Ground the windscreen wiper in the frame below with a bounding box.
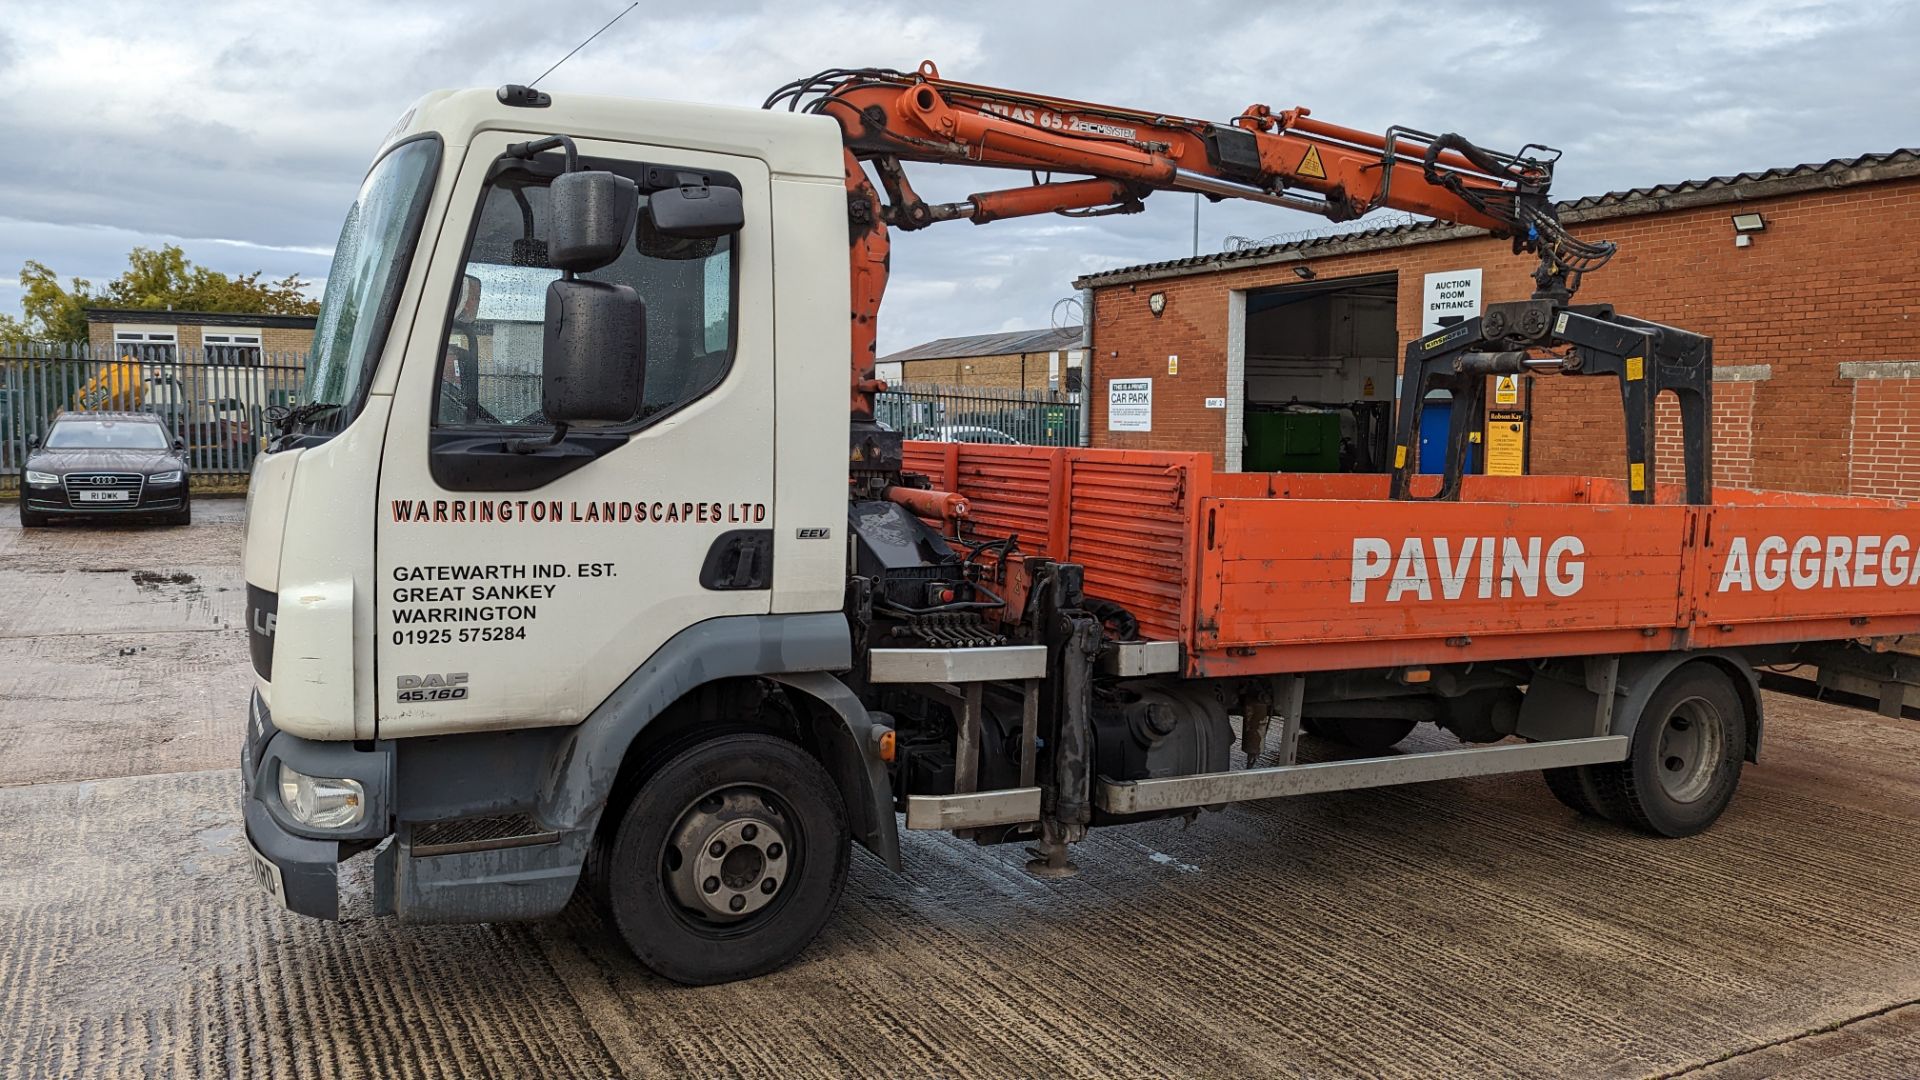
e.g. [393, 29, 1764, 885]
[268, 401, 345, 436]
[272, 399, 343, 428]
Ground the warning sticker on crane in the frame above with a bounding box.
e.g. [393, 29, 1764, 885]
[1297, 145, 1327, 180]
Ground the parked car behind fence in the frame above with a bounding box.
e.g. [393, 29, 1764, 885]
[876, 383, 1082, 447]
[1, 342, 304, 492]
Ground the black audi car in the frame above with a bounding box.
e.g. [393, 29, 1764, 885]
[19, 412, 191, 527]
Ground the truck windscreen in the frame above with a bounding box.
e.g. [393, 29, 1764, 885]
[299, 135, 442, 435]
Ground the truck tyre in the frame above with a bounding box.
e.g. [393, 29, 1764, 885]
[604, 732, 849, 985]
[1541, 767, 1596, 816]
[1541, 765, 1629, 823]
[1587, 663, 1747, 838]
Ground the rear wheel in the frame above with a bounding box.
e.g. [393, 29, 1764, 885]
[603, 733, 848, 985]
[1541, 767, 1596, 816]
[1588, 663, 1747, 837]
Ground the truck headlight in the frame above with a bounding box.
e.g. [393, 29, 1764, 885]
[25, 470, 59, 485]
[149, 470, 184, 484]
[278, 764, 365, 829]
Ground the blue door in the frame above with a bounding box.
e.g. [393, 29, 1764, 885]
[1418, 391, 1478, 474]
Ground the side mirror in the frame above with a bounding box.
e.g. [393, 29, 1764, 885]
[174, 438, 187, 452]
[547, 170, 637, 272]
[27, 434, 39, 450]
[649, 184, 743, 239]
[542, 279, 646, 424]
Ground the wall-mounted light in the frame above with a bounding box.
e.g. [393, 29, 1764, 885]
[1148, 291, 1167, 317]
[1731, 212, 1766, 248]
[1292, 265, 1317, 280]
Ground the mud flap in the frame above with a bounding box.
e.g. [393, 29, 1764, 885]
[769, 670, 902, 872]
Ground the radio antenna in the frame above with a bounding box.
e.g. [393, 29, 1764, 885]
[528, 2, 639, 89]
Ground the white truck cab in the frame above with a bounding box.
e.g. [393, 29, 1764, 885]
[243, 88, 880, 982]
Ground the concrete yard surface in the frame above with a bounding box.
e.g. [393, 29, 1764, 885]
[2, 503, 1919, 1078]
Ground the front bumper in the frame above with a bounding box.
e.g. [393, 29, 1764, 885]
[240, 690, 590, 924]
[23, 479, 186, 514]
[240, 690, 393, 920]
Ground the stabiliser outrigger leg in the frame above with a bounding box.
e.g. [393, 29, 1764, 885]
[1389, 299, 1714, 505]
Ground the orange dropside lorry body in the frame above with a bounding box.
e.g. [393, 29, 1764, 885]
[905, 441, 1920, 677]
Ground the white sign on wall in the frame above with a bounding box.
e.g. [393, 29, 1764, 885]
[1108, 378, 1153, 432]
[1421, 268, 1483, 334]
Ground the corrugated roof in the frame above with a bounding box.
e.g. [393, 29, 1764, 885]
[1076, 148, 1920, 288]
[882, 325, 1083, 363]
[1558, 148, 1920, 211]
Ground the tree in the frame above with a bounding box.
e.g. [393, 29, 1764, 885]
[4, 244, 319, 343]
[11, 260, 93, 344]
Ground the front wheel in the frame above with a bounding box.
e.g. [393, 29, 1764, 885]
[604, 733, 849, 985]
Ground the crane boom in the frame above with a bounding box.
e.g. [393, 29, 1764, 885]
[765, 61, 1614, 443]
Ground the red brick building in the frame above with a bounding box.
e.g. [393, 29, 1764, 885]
[1074, 150, 1920, 497]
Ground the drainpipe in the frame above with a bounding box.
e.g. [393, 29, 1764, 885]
[1078, 287, 1093, 448]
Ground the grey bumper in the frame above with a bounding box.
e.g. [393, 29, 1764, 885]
[239, 690, 394, 920]
[239, 690, 588, 924]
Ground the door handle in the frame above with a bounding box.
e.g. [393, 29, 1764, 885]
[701, 530, 774, 590]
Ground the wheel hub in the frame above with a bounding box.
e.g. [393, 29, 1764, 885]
[1654, 696, 1724, 804]
[665, 787, 790, 922]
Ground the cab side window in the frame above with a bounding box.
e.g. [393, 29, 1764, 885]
[437, 158, 736, 429]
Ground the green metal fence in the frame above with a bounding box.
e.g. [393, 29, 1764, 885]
[876, 384, 1083, 447]
[1, 342, 306, 492]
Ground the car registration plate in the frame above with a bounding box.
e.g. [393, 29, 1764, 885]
[247, 837, 288, 908]
[76, 490, 131, 503]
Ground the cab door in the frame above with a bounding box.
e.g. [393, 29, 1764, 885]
[374, 133, 774, 737]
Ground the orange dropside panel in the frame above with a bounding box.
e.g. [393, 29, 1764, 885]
[1691, 502, 1920, 647]
[1065, 454, 1200, 642]
[1196, 498, 1693, 664]
[901, 442, 1920, 676]
[905, 443, 1058, 550]
[900, 443, 1207, 642]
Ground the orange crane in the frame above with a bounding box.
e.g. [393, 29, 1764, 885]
[765, 61, 1617, 425]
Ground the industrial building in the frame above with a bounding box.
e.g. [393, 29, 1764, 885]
[879, 325, 1084, 391]
[1074, 149, 1920, 498]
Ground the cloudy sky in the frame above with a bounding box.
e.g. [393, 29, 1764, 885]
[2, 1, 1915, 353]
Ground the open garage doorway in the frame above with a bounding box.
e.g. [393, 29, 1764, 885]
[1232, 272, 1398, 473]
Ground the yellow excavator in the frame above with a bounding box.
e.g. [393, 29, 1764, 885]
[71, 353, 147, 411]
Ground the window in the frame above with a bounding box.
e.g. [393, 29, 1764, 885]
[203, 329, 263, 366]
[115, 327, 178, 366]
[46, 417, 170, 450]
[436, 156, 736, 429]
[302, 136, 442, 434]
